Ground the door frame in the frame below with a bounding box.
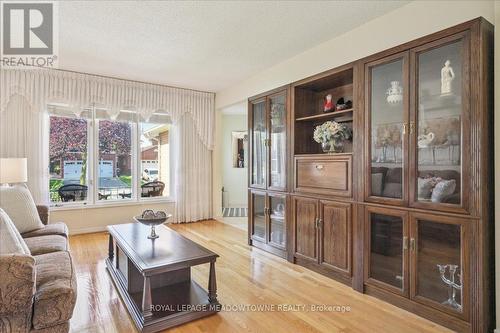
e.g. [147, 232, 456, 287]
[363, 205, 410, 297]
[248, 97, 267, 190]
[249, 189, 267, 243]
[291, 195, 319, 263]
[363, 51, 410, 207]
[267, 191, 287, 250]
[318, 200, 352, 276]
[409, 212, 470, 321]
[408, 31, 471, 214]
[267, 89, 288, 192]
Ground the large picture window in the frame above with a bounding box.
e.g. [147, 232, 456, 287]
[48, 105, 171, 206]
[97, 119, 133, 201]
[49, 114, 89, 203]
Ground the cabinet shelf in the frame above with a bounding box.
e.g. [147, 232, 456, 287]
[296, 108, 353, 122]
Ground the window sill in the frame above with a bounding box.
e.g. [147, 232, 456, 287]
[49, 198, 175, 211]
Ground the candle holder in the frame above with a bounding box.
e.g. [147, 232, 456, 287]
[436, 264, 462, 311]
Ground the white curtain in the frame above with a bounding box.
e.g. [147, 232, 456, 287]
[0, 69, 215, 148]
[0, 94, 49, 204]
[1, 68, 215, 222]
[171, 113, 213, 223]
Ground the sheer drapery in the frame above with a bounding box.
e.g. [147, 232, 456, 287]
[1, 69, 215, 222]
[171, 113, 213, 223]
[1, 68, 215, 149]
[0, 93, 49, 204]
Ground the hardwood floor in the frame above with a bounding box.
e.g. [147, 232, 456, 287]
[69, 220, 451, 333]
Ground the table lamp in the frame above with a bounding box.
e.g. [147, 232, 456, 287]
[0, 158, 28, 185]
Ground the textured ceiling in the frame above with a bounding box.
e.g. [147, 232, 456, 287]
[58, 1, 409, 92]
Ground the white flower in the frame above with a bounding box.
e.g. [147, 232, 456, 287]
[313, 121, 352, 144]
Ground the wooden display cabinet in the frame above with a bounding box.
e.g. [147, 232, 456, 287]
[249, 17, 493, 332]
[249, 189, 287, 258]
[359, 19, 493, 332]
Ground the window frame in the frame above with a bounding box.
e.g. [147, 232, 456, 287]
[49, 104, 173, 209]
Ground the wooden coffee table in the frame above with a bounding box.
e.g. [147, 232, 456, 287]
[105, 223, 220, 333]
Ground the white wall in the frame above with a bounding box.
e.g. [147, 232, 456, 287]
[221, 113, 247, 207]
[50, 202, 174, 234]
[216, 1, 495, 109]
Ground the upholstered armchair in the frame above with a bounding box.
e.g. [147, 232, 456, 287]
[0, 205, 77, 333]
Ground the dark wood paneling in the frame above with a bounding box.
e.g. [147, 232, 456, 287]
[292, 196, 318, 262]
[319, 201, 351, 276]
[294, 154, 352, 197]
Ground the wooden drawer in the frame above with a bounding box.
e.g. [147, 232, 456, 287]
[294, 154, 352, 197]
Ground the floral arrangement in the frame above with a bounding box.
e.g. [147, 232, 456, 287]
[313, 121, 352, 144]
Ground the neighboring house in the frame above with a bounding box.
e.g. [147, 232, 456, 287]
[142, 124, 169, 190]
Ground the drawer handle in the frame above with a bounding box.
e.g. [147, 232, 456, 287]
[315, 164, 324, 170]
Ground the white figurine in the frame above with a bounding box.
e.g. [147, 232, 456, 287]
[441, 60, 455, 95]
[386, 81, 403, 104]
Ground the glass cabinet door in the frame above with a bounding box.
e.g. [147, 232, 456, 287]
[412, 36, 467, 209]
[366, 207, 408, 296]
[410, 213, 468, 317]
[251, 100, 267, 188]
[269, 93, 287, 190]
[268, 194, 286, 248]
[251, 192, 266, 240]
[366, 53, 408, 203]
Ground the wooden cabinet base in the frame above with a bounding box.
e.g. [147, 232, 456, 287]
[294, 257, 352, 287]
[365, 284, 470, 333]
[250, 238, 287, 259]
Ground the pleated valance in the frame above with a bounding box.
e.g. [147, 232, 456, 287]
[0, 68, 215, 149]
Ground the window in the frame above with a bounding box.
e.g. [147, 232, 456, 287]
[139, 121, 170, 198]
[97, 119, 133, 201]
[49, 107, 91, 204]
[48, 105, 171, 206]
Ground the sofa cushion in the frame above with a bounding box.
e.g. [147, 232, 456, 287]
[32, 252, 77, 330]
[417, 177, 435, 200]
[382, 182, 402, 199]
[431, 179, 457, 203]
[25, 235, 68, 256]
[0, 185, 44, 233]
[22, 222, 69, 239]
[0, 208, 30, 255]
[385, 167, 402, 183]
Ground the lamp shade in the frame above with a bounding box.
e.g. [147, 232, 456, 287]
[0, 158, 28, 184]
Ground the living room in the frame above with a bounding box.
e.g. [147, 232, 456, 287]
[0, 1, 499, 332]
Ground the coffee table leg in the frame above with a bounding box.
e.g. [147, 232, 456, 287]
[208, 260, 217, 302]
[142, 276, 153, 319]
[108, 234, 114, 260]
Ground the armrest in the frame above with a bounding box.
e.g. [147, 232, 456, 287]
[36, 205, 49, 225]
[0, 254, 36, 315]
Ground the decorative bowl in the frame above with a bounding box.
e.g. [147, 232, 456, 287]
[133, 210, 172, 239]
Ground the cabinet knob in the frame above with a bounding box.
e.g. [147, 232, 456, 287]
[410, 238, 416, 251]
[315, 164, 324, 170]
[410, 122, 415, 134]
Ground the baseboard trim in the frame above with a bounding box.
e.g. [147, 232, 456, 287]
[69, 226, 107, 235]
